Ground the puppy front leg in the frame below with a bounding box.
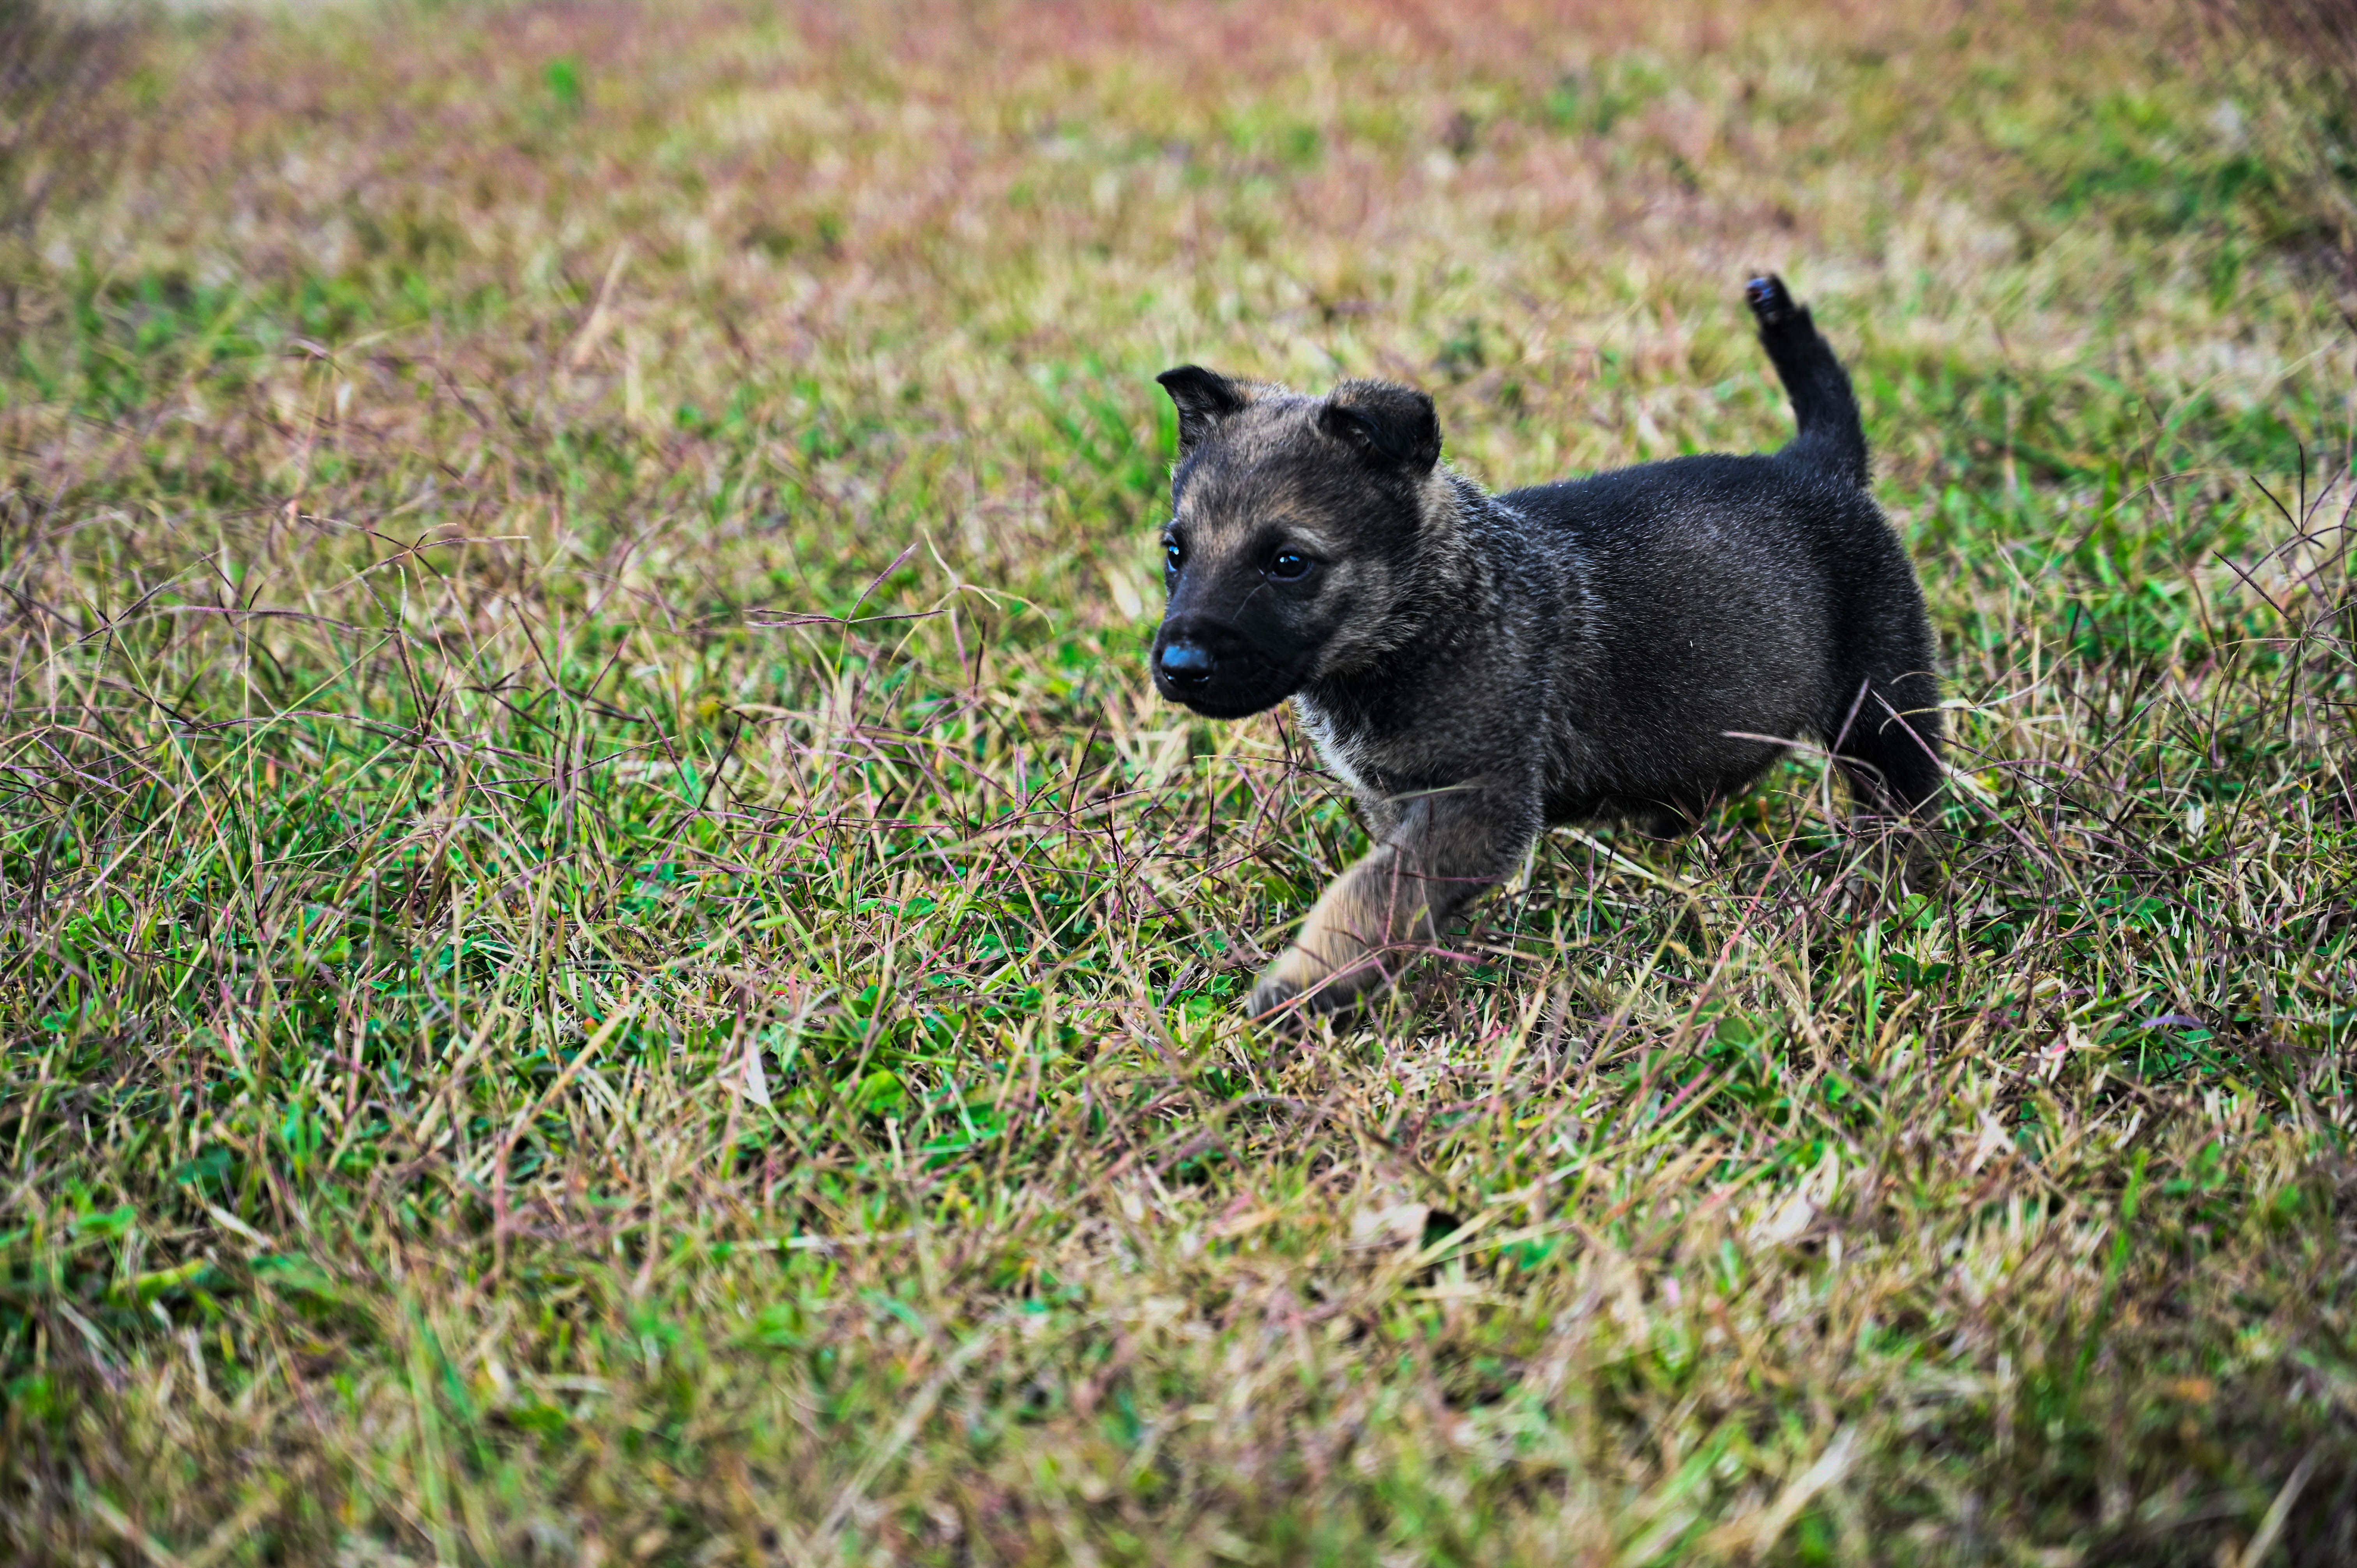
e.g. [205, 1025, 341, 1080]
[1251, 785, 1537, 1020]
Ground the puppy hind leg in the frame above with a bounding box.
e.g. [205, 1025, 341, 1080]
[1830, 673, 1946, 890]
[1836, 674, 1943, 815]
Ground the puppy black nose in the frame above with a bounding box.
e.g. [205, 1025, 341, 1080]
[1158, 640, 1215, 685]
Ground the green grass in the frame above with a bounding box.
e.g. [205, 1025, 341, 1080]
[1, 0, 2353, 1562]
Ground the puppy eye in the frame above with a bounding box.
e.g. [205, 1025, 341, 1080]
[1267, 548, 1312, 580]
[1164, 536, 1185, 569]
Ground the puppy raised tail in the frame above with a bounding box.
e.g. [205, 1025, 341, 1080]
[1746, 274, 1870, 490]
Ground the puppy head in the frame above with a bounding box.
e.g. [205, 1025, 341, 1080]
[1148, 366, 1445, 719]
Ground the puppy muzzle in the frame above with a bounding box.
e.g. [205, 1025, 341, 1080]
[1150, 619, 1307, 718]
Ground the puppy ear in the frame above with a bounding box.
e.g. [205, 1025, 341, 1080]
[1320, 381, 1441, 473]
[1156, 366, 1251, 456]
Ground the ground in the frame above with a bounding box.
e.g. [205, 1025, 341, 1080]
[2, 0, 2354, 1562]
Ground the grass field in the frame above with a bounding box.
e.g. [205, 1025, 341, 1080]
[2, 0, 2354, 1561]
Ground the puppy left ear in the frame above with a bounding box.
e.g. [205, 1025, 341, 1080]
[1320, 381, 1441, 473]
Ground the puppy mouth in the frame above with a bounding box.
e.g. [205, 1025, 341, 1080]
[1150, 626, 1309, 718]
[1160, 681, 1297, 720]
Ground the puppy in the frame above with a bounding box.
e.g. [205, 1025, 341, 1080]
[1149, 276, 1942, 1019]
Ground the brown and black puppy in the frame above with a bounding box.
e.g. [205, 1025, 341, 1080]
[1151, 276, 1942, 1019]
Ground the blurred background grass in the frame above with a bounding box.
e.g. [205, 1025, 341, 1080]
[0, 0, 2352, 1562]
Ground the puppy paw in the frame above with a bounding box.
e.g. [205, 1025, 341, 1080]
[1250, 947, 1376, 1023]
[1249, 969, 1304, 1023]
[1745, 273, 1796, 327]
[1899, 828, 1949, 894]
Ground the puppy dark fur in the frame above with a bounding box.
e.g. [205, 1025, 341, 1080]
[1150, 276, 1943, 1019]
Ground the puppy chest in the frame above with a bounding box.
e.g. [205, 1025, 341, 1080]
[1302, 717, 1380, 799]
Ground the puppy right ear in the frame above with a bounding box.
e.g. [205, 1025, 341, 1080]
[1156, 366, 1250, 456]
